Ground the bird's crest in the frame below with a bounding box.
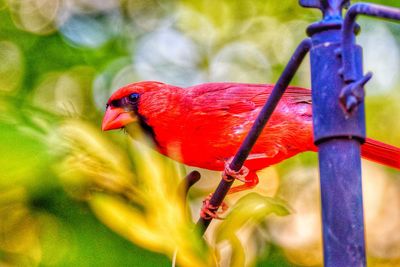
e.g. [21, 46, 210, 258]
[108, 81, 166, 104]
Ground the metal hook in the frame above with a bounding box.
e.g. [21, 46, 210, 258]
[339, 72, 372, 114]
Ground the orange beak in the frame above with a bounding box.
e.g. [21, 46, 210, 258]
[102, 106, 137, 131]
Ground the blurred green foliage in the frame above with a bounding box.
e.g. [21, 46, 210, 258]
[0, 0, 399, 266]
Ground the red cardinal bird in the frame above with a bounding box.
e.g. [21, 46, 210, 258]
[102, 81, 400, 193]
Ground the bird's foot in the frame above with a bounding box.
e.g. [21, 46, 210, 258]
[222, 161, 249, 183]
[200, 193, 228, 220]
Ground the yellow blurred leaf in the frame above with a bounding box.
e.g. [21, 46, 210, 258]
[57, 120, 215, 267]
[217, 193, 290, 242]
[215, 193, 290, 266]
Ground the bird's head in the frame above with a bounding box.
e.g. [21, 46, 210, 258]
[102, 81, 167, 131]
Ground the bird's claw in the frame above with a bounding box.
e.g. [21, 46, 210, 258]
[200, 193, 228, 220]
[222, 161, 249, 182]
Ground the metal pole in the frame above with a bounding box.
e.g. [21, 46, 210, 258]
[342, 3, 400, 84]
[300, 1, 366, 266]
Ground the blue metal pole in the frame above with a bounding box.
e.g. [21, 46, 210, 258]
[342, 3, 400, 84]
[300, 1, 366, 266]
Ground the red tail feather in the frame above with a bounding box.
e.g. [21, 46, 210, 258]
[361, 138, 400, 170]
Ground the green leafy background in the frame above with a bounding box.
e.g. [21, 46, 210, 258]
[0, 0, 399, 266]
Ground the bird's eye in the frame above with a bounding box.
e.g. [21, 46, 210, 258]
[128, 93, 139, 102]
